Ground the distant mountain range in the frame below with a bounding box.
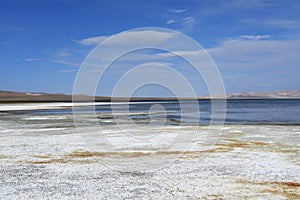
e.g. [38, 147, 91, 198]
[0, 90, 109, 102]
[0, 90, 299, 102]
[226, 90, 300, 99]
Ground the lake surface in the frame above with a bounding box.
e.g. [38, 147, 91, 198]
[1, 99, 299, 127]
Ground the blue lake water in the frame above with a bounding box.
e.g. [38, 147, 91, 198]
[1, 99, 299, 126]
[93, 99, 300, 125]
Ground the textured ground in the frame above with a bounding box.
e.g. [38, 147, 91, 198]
[0, 125, 299, 199]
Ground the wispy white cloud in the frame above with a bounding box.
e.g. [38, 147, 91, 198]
[53, 48, 87, 67]
[168, 9, 187, 14]
[181, 17, 196, 30]
[166, 19, 177, 24]
[166, 7, 197, 31]
[25, 58, 40, 62]
[206, 38, 300, 92]
[74, 36, 108, 46]
[55, 51, 73, 58]
[166, 17, 197, 31]
[242, 18, 300, 30]
[264, 19, 300, 30]
[53, 59, 81, 67]
[208, 38, 300, 71]
[76, 30, 176, 46]
[238, 34, 271, 40]
[154, 50, 206, 59]
[71, 27, 300, 93]
[127, 37, 300, 91]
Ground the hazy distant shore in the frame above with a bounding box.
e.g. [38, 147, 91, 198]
[0, 90, 300, 102]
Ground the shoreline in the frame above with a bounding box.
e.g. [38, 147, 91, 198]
[1, 98, 300, 103]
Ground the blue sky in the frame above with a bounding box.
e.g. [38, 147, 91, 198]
[1, 0, 300, 96]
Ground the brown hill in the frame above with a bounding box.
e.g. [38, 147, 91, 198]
[0, 90, 299, 102]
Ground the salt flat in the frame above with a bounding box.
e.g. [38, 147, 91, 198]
[0, 124, 299, 199]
